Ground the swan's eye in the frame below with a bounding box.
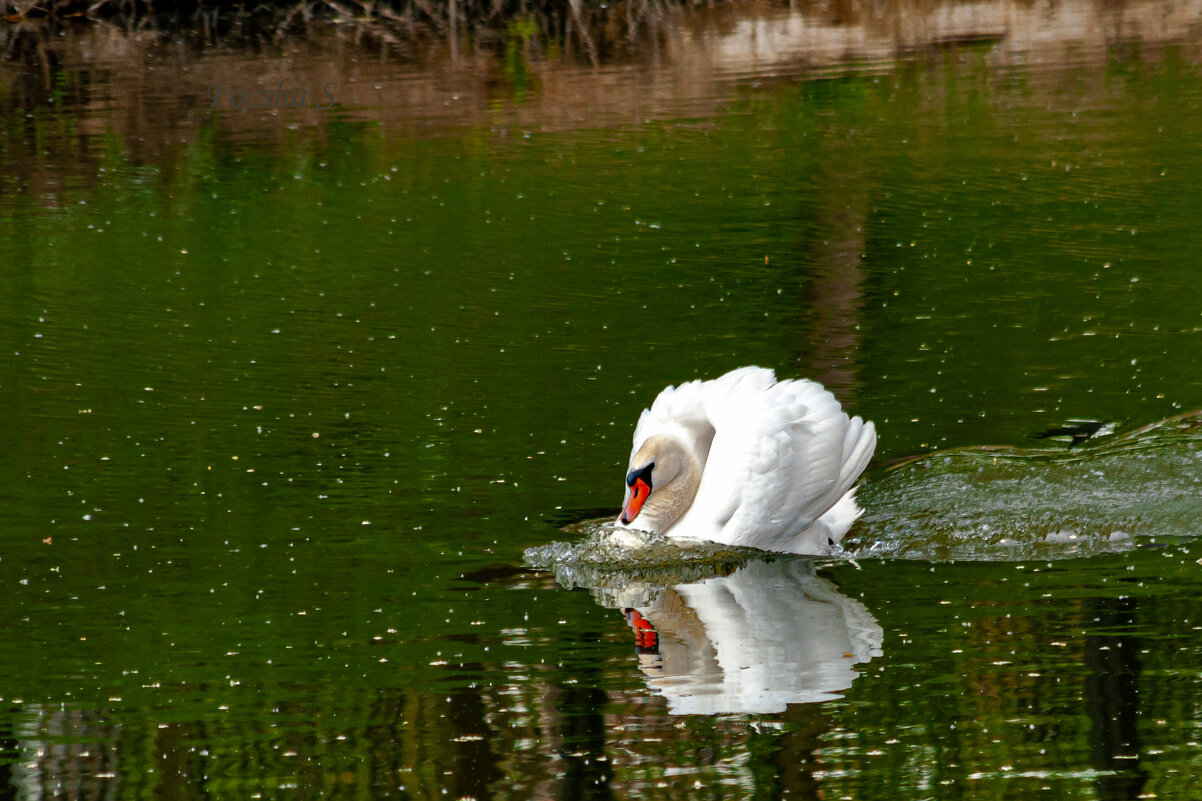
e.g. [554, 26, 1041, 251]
[626, 462, 654, 488]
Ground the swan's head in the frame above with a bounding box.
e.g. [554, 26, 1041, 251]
[619, 435, 699, 535]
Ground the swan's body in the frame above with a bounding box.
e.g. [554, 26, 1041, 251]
[617, 366, 876, 555]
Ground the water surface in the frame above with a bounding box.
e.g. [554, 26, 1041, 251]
[2, 2, 1202, 798]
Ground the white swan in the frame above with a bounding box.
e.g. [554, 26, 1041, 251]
[617, 366, 876, 554]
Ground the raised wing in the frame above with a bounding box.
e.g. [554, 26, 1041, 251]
[684, 376, 875, 551]
[628, 366, 777, 474]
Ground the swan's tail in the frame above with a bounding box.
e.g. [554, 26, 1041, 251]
[838, 417, 877, 504]
[801, 417, 876, 552]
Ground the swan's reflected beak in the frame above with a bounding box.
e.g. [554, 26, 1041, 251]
[621, 477, 651, 524]
[624, 608, 660, 653]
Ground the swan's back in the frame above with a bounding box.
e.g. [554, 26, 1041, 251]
[630, 366, 876, 554]
[629, 366, 776, 475]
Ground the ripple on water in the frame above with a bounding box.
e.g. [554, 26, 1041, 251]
[850, 410, 1202, 561]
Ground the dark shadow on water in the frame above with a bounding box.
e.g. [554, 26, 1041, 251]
[1034, 419, 1116, 447]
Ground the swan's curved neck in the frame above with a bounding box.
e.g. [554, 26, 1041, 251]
[640, 435, 702, 534]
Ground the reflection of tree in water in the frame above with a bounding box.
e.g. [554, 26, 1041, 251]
[8, 707, 120, 800]
[555, 682, 615, 801]
[5, 688, 509, 800]
[1086, 596, 1147, 801]
[791, 92, 869, 401]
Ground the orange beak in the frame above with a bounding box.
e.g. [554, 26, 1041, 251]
[621, 477, 651, 524]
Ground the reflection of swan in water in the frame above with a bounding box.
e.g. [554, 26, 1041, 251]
[527, 531, 884, 714]
[615, 558, 882, 715]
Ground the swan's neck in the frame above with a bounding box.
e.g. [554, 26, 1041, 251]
[643, 437, 702, 535]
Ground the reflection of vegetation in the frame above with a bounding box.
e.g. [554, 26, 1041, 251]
[503, 18, 539, 98]
[1, 0, 696, 64]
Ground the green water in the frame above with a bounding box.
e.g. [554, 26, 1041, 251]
[2, 20, 1202, 801]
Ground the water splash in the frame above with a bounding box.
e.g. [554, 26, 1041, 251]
[849, 411, 1202, 560]
[524, 524, 765, 607]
